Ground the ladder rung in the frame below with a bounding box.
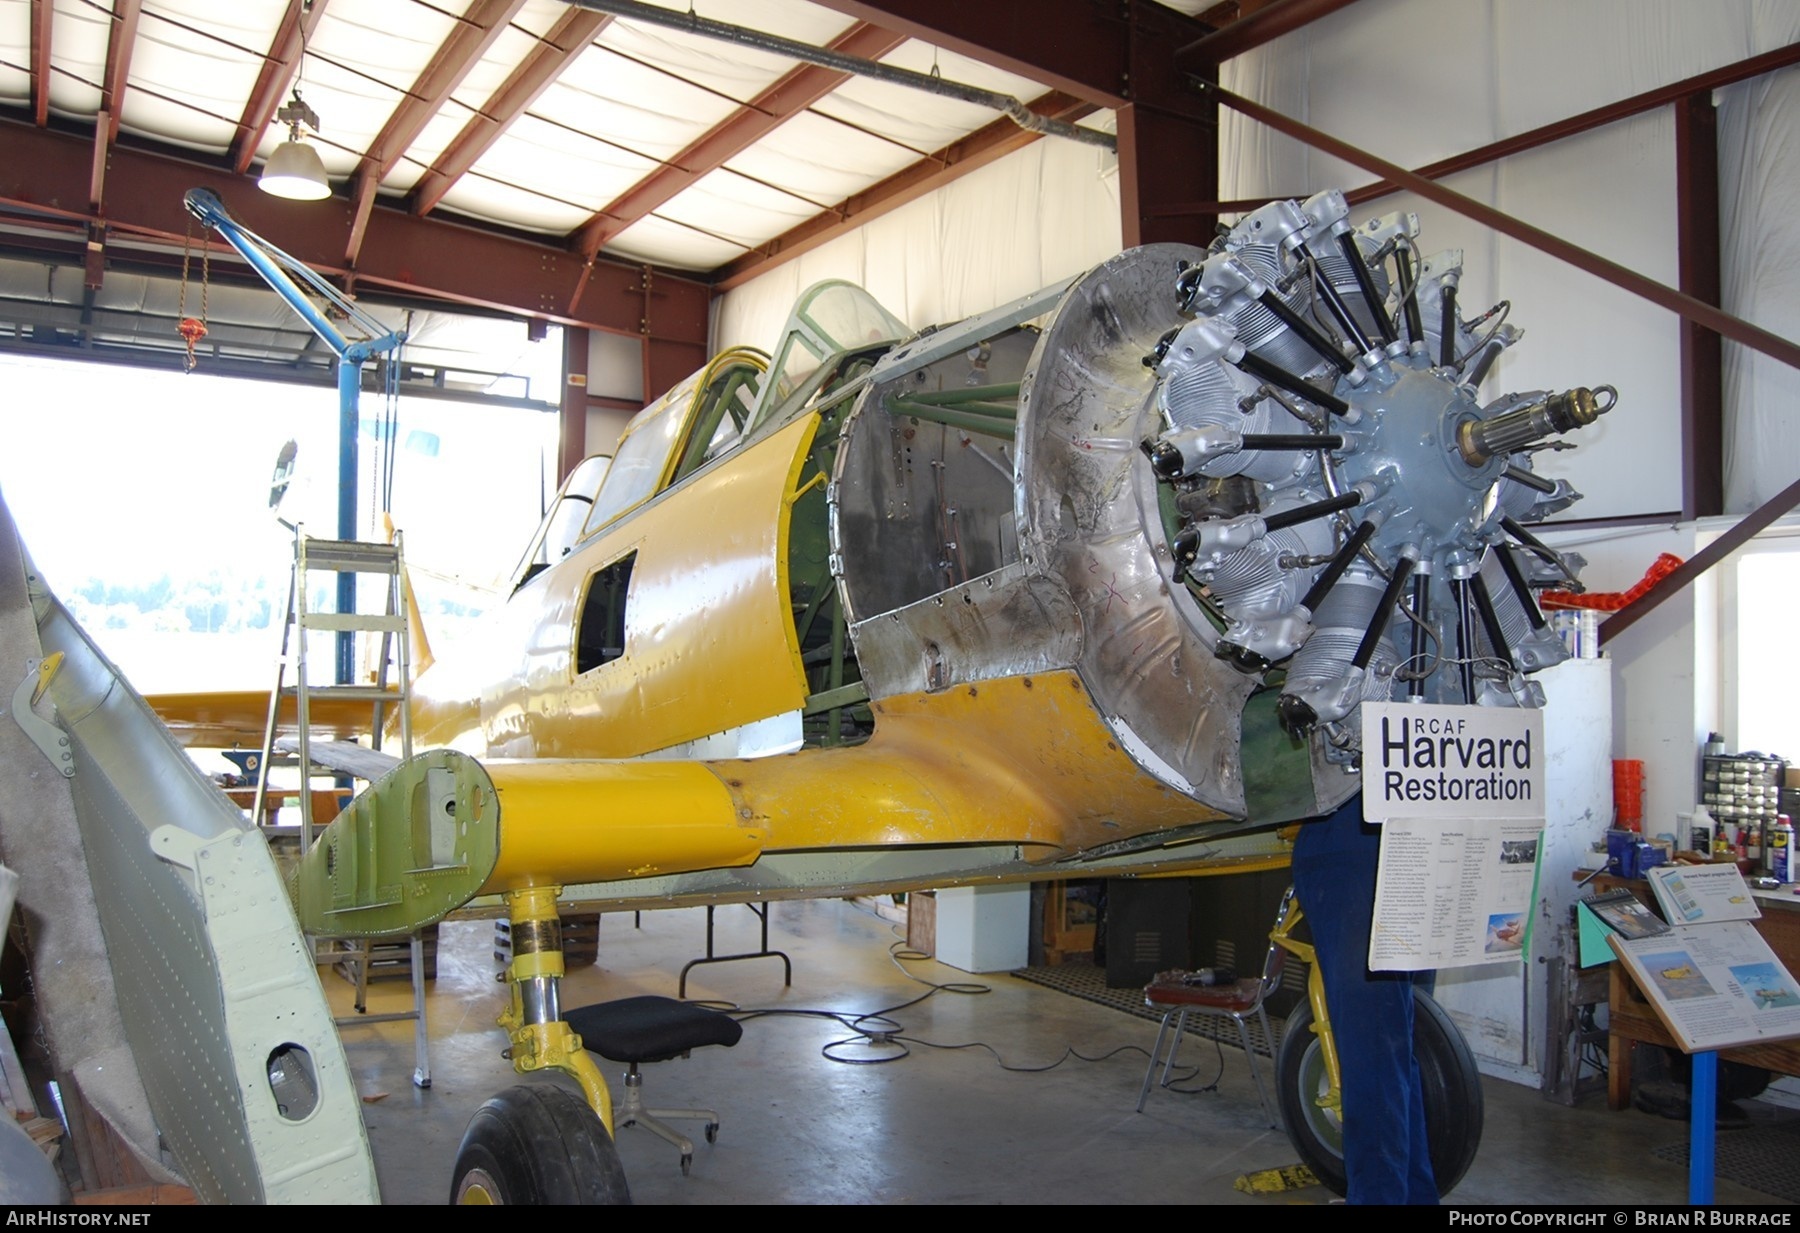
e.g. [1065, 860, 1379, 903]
[300, 613, 406, 632]
[300, 539, 401, 575]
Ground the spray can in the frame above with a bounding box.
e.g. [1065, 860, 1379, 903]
[1772, 815, 1794, 883]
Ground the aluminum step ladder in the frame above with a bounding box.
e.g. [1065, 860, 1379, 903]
[251, 525, 430, 1089]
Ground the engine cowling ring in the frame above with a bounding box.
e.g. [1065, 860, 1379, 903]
[1014, 244, 1356, 821]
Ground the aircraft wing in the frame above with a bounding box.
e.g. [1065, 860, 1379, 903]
[146, 688, 399, 748]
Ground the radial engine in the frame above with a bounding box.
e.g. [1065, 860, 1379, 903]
[1139, 190, 1609, 755]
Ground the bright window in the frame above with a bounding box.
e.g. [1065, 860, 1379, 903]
[0, 354, 556, 693]
[1733, 539, 1800, 762]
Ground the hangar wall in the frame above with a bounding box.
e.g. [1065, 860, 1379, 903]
[711, 124, 1123, 355]
[1718, 64, 1800, 514]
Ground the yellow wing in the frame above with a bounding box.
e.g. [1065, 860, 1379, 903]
[146, 688, 399, 748]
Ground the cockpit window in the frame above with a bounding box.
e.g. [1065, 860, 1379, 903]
[671, 352, 766, 485]
[510, 453, 611, 592]
[577, 347, 773, 541]
[746, 282, 908, 435]
[579, 375, 701, 538]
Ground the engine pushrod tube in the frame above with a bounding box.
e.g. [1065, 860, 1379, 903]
[1233, 351, 1351, 416]
[1395, 244, 1425, 345]
[1308, 255, 1375, 354]
[1440, 281, 1459, 367]
[1503, 465, 1557, 494]
[1452, 576, 1477, 701]
[1469, 573, 1513, 667]
[1240, 433, 1345, 450]
[1299, 518, 1377, 611]
[1255, 291, 1355, 373]
[1501, 515, 1553, 554]
[1465, 337, 1505, 388]
[1493, 544, 1550, 630]
[1337, 232, 1397, 345]
[1352, 553, 1416, 670]
[1262, 490, 1364, 533]
[1407, 571, 1431, 699]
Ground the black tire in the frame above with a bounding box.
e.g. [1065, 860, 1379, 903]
[1275, 986, 1484, 1198]
[450, 1085, 632, 1205]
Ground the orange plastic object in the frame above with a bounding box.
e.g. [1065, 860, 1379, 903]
[1540, 552, 1683, 612]
[1613, 758, 1645, 830]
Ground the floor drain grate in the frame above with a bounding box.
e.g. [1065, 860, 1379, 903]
[1652, 1117, 1800, 1201]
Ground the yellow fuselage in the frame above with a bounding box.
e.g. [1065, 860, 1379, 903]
[408, 413, 1221, 897]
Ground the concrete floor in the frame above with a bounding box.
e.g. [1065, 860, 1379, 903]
[328, 897, 1786, 1205]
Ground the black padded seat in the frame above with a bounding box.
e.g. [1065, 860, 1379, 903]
[565, 996, 743, 1063]
[561, 996, 744, 1175]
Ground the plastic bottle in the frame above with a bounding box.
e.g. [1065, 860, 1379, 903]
[1715, 824, 1735, 861]
[1691, 805, 1715, 854]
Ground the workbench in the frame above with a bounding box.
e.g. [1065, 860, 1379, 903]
[1593, 873, 1800, 1108]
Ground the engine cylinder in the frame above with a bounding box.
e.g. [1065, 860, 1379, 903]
[1206, 517, 1336, 614]
[1284, 566, 1399, 708]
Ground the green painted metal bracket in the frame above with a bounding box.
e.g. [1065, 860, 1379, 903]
[290, 749, 501, 937]
[1240, 687, 1322, 825]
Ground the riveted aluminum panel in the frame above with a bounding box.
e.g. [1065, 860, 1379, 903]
[848, 561, 1082, 698]
[30, 589, 378, 1205]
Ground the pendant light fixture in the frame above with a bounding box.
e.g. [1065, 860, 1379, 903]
[260, 13, 329, 201]
[260, 89, 330, 200]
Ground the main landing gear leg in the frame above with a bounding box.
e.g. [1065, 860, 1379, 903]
[449, 886, 631, 1205]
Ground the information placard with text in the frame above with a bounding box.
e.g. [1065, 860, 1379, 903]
[1362, 701, 1545, 823]
[1361, 701, 1547, 971]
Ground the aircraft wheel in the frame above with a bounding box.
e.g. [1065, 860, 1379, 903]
[450, 1085, 632, 1205]
[1275, 986, 1484, 1197]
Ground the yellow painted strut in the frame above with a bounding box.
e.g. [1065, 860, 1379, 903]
[497, 886, 614, 1132]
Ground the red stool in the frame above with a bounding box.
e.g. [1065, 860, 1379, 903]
[1135, 888, 1291, 1127]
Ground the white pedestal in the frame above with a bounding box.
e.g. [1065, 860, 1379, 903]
[1433, 657, 1614, 1085]
[933, 884, 1030, 973]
